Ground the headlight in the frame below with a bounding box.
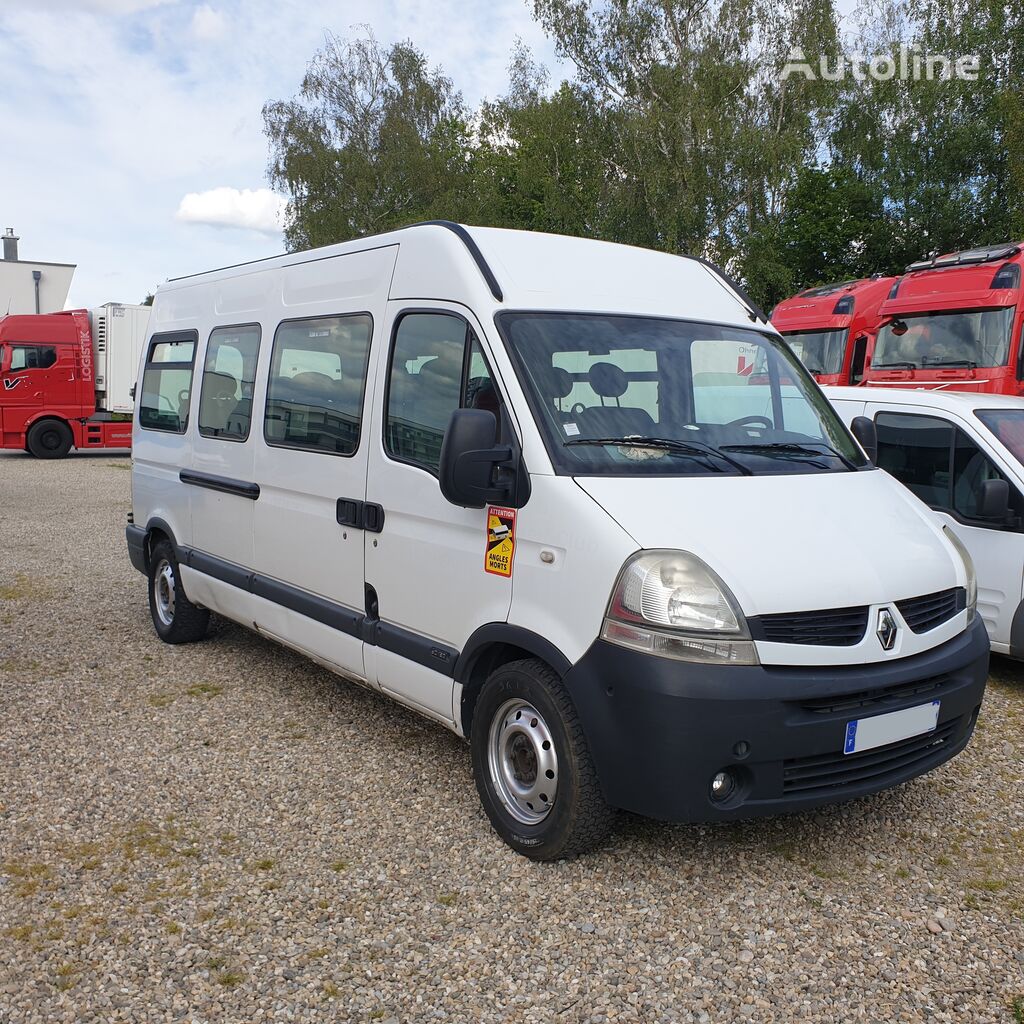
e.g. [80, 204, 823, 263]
[602, 550, 758, 665]
[942, 526, 977, 624]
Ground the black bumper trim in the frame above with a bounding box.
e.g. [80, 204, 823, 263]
[562, 618, 989, 822]
[126, 525, 148, 574]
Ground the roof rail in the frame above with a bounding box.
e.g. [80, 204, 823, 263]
[905, 243, 1021, 273]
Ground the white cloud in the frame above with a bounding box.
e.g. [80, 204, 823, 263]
[190, 3, 227, 41]
[176, 187, 287, 234]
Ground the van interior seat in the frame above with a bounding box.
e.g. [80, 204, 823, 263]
[578, 361, 655, 437]
[199, 371, 237, 433]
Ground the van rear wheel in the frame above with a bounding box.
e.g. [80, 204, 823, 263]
[471, 658, 614, 860]
[26, 419, 73, 459]
[148, 539, 210, 644]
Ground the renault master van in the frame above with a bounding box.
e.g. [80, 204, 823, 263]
[127, 223, 989, 860]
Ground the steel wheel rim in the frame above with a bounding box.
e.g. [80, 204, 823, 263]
[153, 559, 176, 627]
[487, 699, 558, 825]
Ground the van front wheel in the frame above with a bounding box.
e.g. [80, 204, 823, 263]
[148, 539, 210, 644]
[471, 658, 614, 860]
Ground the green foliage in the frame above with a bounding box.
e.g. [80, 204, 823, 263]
[263, 5, 1022, 309]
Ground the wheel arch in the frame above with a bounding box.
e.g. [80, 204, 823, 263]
[455, 624, 572, 736]
[143, 516, 179, 572]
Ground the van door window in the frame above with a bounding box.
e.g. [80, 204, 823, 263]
[385, 312, 498, 475]
[263, 314, 372, 456]
[875, 411, 1023, 524]
[10, 345, 57, 370]
[198, 325, 261, 441]
[138, 334, 197, 433]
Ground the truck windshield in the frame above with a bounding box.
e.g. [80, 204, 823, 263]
[497, 312, 867, 476]
[782, 328, 848, 376]
[873, 307, 1015, 369]
[976, 409, 1024, 467]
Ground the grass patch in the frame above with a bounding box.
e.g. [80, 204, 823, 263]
[437, 892, 458, 907]
[323, 982, 340, 999]
[1011, 996, 1024, 1024]
[165, 921, 182, 935]
[5, 925, 33, 941]
[206, 957, 227, 970]
[329, 860, 349, 873]
[253, 858, 275, 871]
[0, 573, 53, 602]
[147, 693, 176, 709]
[186, 683, 224, 698]
[969, 878, 1007, 892]
[215, 970, 244, 988]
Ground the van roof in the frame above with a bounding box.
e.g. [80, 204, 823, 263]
[824, 385, 1024, 413]
[157, 221, 765, 329]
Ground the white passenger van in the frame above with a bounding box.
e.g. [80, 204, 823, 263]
[828, 385, 1024, 659]
[127, 223, 989, 859]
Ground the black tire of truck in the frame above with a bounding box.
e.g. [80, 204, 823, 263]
[26, 419, 73, 459]
[147, 539, 211, 644]
[471, 658, 616, 860]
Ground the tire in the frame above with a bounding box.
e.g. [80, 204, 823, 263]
[471, 658, 615, 860]
[147, 539, 210, 644]
[26, 419, 73, 459]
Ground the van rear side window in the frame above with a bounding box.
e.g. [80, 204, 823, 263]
[263, 314, 372, 456]
[138, 333, 197, 433]
[198, 325, 261, 441]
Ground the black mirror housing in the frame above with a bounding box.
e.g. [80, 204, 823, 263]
[851, 415, 877, 463]
[439, 409, 526, 508]
[979, 477, 1011, 520]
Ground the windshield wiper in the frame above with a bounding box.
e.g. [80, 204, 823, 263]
[873, 361, 917, 369]
[922, 359, 977, 369]
[721, 441, 857, 471]
[564, 436, 752, 475]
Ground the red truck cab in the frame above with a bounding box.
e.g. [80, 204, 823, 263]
[0, 309, 133, 457]
[771, 276, 896, 386]
[866, 243, 1024, 395]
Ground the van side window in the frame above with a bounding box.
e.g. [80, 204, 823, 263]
[138, 333, 197, 433]
[875, 411, 1022, 523]
[263, 314, 372, 456]
[10, 345, 57, 370]
[385, 313, 499, 475]
[198, 325, 261, 441]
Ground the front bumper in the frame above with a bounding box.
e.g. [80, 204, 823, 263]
[562, 617, 989, 822]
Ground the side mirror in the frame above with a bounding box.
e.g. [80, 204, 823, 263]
[439, 409, 515, 508]
[850, 415, 877, 463]
[979, 477, 1011, 521]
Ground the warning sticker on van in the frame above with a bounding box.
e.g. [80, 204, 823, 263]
[485, 507, 517, 578]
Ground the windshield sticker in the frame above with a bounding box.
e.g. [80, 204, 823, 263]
[485, 507, 517, 578]
[563, 422, 580, 436]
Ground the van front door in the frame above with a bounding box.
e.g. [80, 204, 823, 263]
[363, 306, 515, 723]
[872, 406, 1024, 652]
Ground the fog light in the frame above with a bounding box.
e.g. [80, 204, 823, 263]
[710, 770, 736, 802]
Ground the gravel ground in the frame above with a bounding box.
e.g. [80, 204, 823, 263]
[0, 450, 1022, 1024]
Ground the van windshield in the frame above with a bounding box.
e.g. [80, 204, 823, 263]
[782, 328, 848, 376]
[496, 312, 867, 476]
[873, 307, 1015, 369]
[976, 409, 1024, 468]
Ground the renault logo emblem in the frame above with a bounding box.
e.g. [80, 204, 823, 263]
[876, 608, 898, 651]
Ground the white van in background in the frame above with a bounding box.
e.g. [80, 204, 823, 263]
[126, 223, 988, 859]
[828, 386, 1024, 659]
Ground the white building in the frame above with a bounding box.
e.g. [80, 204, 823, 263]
[0, 228, 75, 314]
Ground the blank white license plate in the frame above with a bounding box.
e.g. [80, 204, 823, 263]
[844, 701, 941, 755]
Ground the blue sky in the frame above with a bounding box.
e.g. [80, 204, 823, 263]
[0, 0, 860, 310]
[0, 0, 564, 308]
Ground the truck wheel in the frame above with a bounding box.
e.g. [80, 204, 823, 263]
[471, 658, 615, 860]
[26, 419, 73, 459]
[148, 539, 210, 644]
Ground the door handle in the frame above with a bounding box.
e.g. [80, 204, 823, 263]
[336, 498, 385, 532]
[336, 498, 364, 528]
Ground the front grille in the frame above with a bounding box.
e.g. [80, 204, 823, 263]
[797, 675, 947, 715]
[782, 716, 961, 796]
[896, 588, 964, 634]
[753, 606, 869, 646]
